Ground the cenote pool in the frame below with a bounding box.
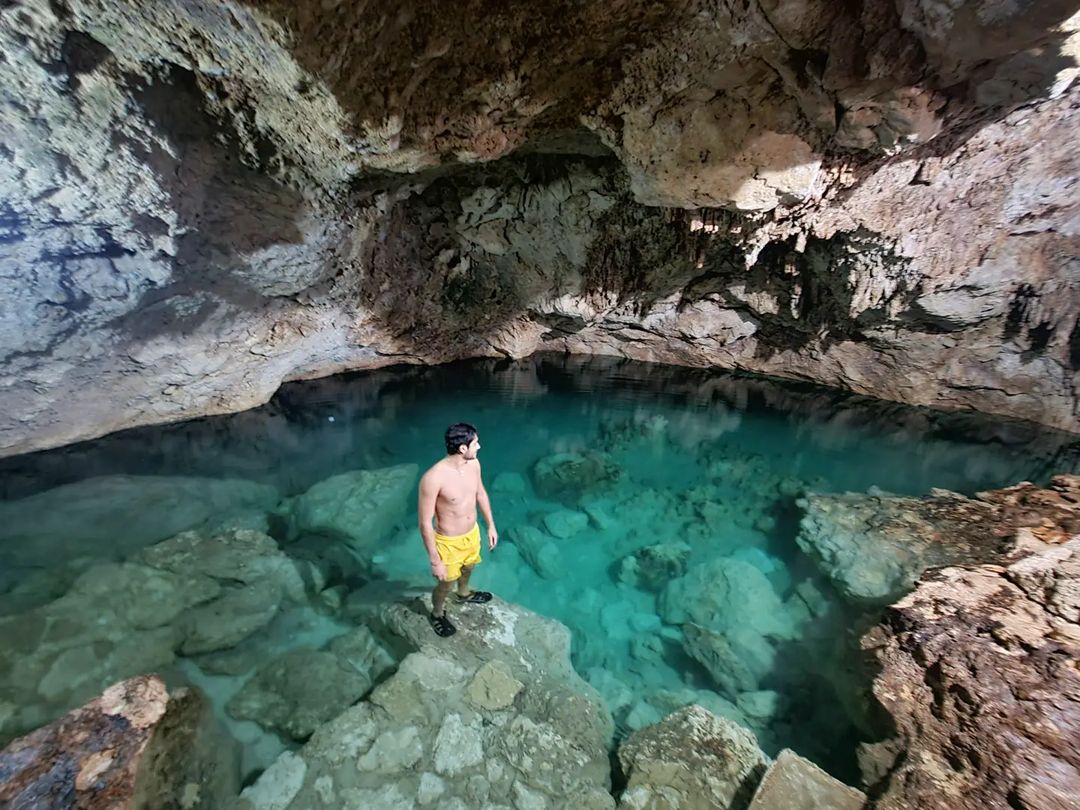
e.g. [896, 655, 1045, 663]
[1, 354, 1078, 789]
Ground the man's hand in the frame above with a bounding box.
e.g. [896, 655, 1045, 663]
[487, 526, 499, 551]
[430, 558, 448, 581]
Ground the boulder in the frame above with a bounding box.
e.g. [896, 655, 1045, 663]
[531, 452, 620, 503]
[0, 675, 239, 809]
[748, 749, 866, 809]
[543, 509, 590, 539]
[619, 542, 691, 591]
[281, 464, 418, 553]
[682, 623, 775, 700]
[661, 558, 798, 641]
[507, 525, 564, 579]
[616, 705, 769, 810]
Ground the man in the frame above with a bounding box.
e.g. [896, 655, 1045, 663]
[418, 422, 499, 637]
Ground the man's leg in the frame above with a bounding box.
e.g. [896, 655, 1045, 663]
[456, 565, 474, 598]
[432, 578, 454, 617]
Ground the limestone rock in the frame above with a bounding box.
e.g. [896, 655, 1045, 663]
[660, 557, 798, 641]
[859, 538, 1080, 808]
[0, 675, 239, 809]
[542, 509, 590, 539]
[238, 598, 614, 809]
[281, 464, 418, 553]
[797, 474, 1080, 604]
[619, 542, 692, 591]
[748, 749, 866, 809]
[616, 705, 769, 810]
[507, 525, 565, 580]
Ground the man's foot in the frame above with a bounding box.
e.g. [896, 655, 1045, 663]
[454, 590, 493, 604]
[429, 612, 457, 637]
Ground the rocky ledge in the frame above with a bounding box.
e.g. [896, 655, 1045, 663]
[797, 474, 1080, 604]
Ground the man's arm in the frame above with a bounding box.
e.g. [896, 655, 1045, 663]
[476, 462, 498, 550]
[418, 472, 447, 579]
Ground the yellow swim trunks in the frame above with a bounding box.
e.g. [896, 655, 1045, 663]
[434, 523, 482, 581]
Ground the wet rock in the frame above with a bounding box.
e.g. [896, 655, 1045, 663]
[616, 705, 769, 810]
[0, 675, 239, 809]
[531, 452, 621, 504]
[681, 623, 775, 700]
[179, 578, 283, 655]
[859, 537, 1080, 809]
[0, 475, 279, 568]
[798, 474, 1080, 604]
[618, 542, 692, 591]
[281, 464, 418, 554]
[748, 749, 866, 809]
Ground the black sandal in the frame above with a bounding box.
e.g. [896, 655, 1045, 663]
[455, 591, 493, 604]
[429, 612, 457, 637]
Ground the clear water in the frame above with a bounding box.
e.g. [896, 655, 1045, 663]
[1, 354, 1077, 785]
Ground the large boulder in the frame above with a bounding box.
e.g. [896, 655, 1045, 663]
[507, 524, 565, 579]
[859, 537, 1080, 809]
[660, 557, 798, 641]
[0, 675, 239, 809]
[616, 705, 769, 810]
[0, 475, 279, 568]
[280, 464, 418, 553]
[236, 596, 615, 809]
[681, 623, 775, 701]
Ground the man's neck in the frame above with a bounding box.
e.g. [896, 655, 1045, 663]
[448, 455, 470, 472]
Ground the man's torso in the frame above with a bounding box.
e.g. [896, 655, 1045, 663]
[431, 460, 479, 536]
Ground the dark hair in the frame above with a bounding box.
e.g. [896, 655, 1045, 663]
[445, 422, 478, 455]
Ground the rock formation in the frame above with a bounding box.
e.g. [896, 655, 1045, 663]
[1, 0, 1078, 456]
[859, 537, 1080, 808]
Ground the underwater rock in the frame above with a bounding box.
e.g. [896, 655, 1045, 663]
[797, 474, 1080, 604]
[280, 464, 418, 553]
[860, 536, 1080, 809]
[660, 557, 798, 641]
[681, 623, 775, 701]
[507, 525, 565, 579]
[226, 625, 394, 740]
[0, 675, 239, 809]
[543, 509, 590, 539]
[748, 749, 866, 810]
[237, 598, 614, 809]
[0, 475, 279, 568]
[531, 452, 621, 503]
[618, 542, 692, 591]
[616, 705, 769, 810]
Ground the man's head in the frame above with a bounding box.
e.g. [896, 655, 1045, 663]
[445, 422, 480, 459]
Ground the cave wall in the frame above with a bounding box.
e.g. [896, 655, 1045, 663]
[0, 0, 1078, 457]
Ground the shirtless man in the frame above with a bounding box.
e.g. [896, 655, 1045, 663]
[418, 422, 499, 637]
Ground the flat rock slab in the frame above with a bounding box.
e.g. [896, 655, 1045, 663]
[748, 749, 865, 809]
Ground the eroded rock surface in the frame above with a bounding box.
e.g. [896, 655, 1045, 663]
[0, 674, 239, 810]
[0, 1, 1077, 456]
[859, 537, 1080, 809]
[236, 595, 615, 809]
[798, 473, 1080, 603]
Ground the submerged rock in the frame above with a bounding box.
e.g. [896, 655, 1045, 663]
[616, 705, 769, 810]
[0, 475, 279, 568]
[860, 537, 1080, 809]
[280, 464, 418, 553]
[797, 474, 1080, 604]
[507, 524, 565, 579]
[531, 452, 621, 503]
[619, 542, 692, 591]
[0, 675, 239, 809]
[237, 597, 614, 809]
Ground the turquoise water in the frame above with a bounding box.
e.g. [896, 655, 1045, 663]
[1, 354, 1077, 784]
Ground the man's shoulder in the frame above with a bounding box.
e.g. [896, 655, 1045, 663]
[420, 460, 448, 485]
